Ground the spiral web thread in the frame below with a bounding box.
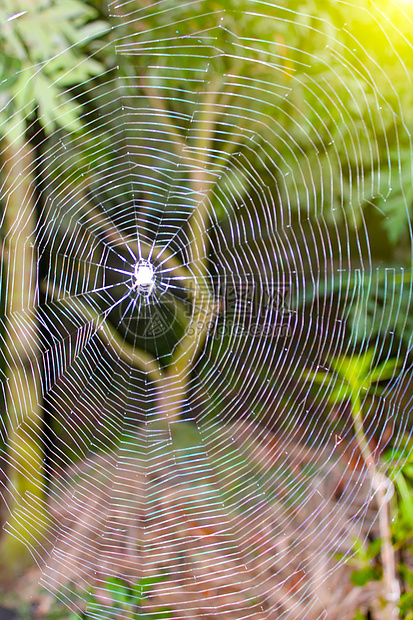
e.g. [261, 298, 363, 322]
[0, 1, 413, 618]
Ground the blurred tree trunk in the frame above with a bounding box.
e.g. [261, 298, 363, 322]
[157, 167, 215, 424]
[0, 137, 46, 575]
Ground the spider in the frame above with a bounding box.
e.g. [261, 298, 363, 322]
[132, 259, 156, 299]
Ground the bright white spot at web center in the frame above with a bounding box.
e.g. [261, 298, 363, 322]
[135, 264, 153, 286]
[133, 259, 155, 296]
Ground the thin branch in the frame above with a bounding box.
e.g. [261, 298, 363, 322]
[139, 80, 188, 159]
[168, 77, 224, 376]
[351, 393, 399, 620]
[40, 281, 162, 382]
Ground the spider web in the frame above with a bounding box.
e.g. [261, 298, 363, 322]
[0, 1, 413, 618]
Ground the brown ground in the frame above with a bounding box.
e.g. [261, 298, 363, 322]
[2, 421, 394, 619]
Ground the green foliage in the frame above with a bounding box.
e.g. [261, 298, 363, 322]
[336, 536, 382, 594]
[399, 593, 413, 620]
[375, 146, 413, 246]
[341, 436, 413, 618]
[348, 537, 382, 587]
[83, 575, 172, 620]
[351, 566, 381, 587]
[0, 0, 108, 141]
[384, 438, 413, 543]
[383, 441, 413, 619]
[305, 350, 405, 616]
[308, 352, 413, 618]
[304, 348, 401, 407]
[303, 268, 413, 347]
[398, 560, 413, 620]
[44, 576, 172, 620]
[110, 0, 413, 247]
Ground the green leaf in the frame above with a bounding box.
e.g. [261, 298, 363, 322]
[350, 567, 381, 587]
[42, 0, 97, 24]
[131, 575, 168, 603]
[1, 110, 26, 146]
[399, 563, 413, 589]
[0, 52, 22, 90]
[329, 382, 353, 403]
[369, 357, 402, 383]
[395, 472, 413, 524]
[303, 369, 327, 383]
[100, 577, 133, 606]
[402, 465, 413, 480]
[153, 608, 173, 619]
[133, 608, 173, 620]
[352, 537, 368, 562]
[45, 53, 103, 87]
[78, 20, 110, 44]
[331, 349, 375, 384]
[366, 538, 381, 560]
[33, 73, 59, 129]
[85, 601, 114, 620]
[52, 94, 83, 133]
[302, 369, 341, 392]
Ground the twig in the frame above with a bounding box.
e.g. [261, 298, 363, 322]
[351, 393, 399, 619]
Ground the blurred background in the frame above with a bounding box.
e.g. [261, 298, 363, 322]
[0, 1, 413, 619]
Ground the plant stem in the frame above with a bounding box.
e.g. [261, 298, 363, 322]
[351, 393, 399, 619]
